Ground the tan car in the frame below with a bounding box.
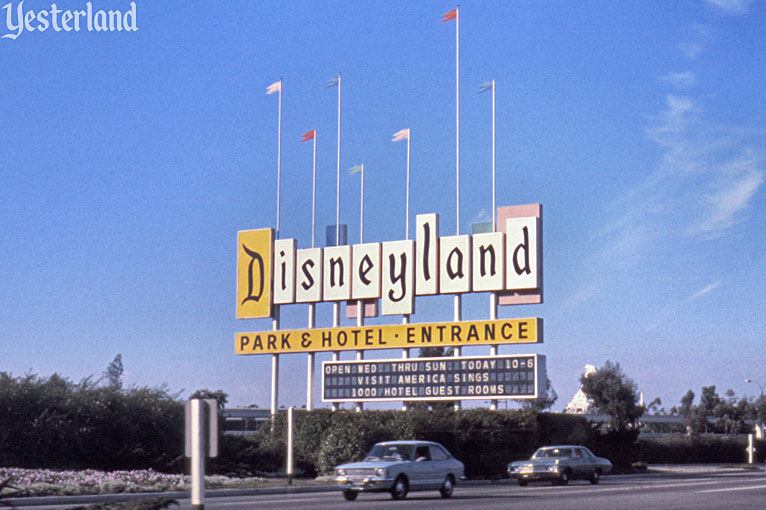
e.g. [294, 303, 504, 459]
[508, 445, 612, 486]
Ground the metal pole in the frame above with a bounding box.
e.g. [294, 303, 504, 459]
[356, 164, 364, 412]
[312, 132, 317, 248]
[190, 399, 205, 510]
[455, 7, 460, 236]
[271, 307, 279, 416]
[336, 73, 342, 247]
[306, 304, 315, 411]
[406, 135, 411, 240]
[491, 79, 496, 232]
[287, 406, 294, 484]
[332, 73, 342, 412]
[271, 78, 283, 419]
[453, 293, 461, 411]
[276, 79, 282, 240]
[306, 138, 318, 412]
[490, 292, 498, 411]
[332, 304, 340, 411]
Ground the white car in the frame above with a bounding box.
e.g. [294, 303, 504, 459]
[333, 440, 465, 501]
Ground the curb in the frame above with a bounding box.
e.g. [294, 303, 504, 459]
[5, 468, 760, 507]
[5, 486, 340, 508]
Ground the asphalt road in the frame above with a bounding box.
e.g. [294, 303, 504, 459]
[15, 469, 766, 510]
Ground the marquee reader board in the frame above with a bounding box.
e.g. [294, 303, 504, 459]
[322, 354, 546, 403]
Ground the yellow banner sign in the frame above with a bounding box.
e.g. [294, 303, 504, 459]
[236, 228, 273, 318]
[236, 318, 542, 355]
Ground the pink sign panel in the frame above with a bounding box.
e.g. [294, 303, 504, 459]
[498, 204, 543, 305]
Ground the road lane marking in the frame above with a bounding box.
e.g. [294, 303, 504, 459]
[699, 484, 766, 494]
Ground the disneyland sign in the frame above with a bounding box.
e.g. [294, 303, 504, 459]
[236, 205, 542, 320]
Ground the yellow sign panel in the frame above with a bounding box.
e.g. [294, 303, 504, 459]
[236, 318, 542, 355]
[236, 228, 273, 318]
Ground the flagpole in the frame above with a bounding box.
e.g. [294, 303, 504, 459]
[455, 6, 460, 236]
[356, 163, 365, 412]
[312, 133, 317, 248]
[406, 134, 411, 240]
[453, 5, 462, 412]
[271, 78, 284, 418]
[335, 72, 342, 247]
[307, 132, 318, 412]
[360, 164, 365, 243]
[277, 79, 283, 239]
[490, 80, 498, 412]
[333, 72, 342, 412]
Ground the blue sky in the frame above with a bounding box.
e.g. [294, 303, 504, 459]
[2, 0, 764, 411]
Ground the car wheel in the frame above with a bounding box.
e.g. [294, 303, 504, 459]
[518, 479, 528, 487]
[439, 475, 455, 498]
[590, 470, 600, 485]
[391, 476, 409, 500]
[343, 490, 358, 501]
[554, 471, 569, 486]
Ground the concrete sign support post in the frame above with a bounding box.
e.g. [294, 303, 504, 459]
[287, 406, 294, 484]
[185, 399, 218, 510]
[747, 434, 755, 464]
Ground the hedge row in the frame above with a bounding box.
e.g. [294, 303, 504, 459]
[637, 434, 766, 464]
[4, 372, 759, 475]
[214, 409, 598, 478]
[0, 373, 184, 471]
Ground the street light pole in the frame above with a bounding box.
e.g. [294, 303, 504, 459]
[745, 378, 765, 437]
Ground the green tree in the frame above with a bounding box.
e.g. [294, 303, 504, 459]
[580, 361, 644, 431]
[521, 377, 558, 412]
[190, 389, 229, 409]
[103, 354, 124, 389]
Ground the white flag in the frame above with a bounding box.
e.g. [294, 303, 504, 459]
[392, 128, 410, 142]
[266, 80, 281, 95]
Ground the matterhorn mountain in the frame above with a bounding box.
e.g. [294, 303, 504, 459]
[563, 364, 597, 414]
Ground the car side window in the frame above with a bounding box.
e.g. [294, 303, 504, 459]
[415, 445, 431, 461]
[573, 448, 583, 458]
[429, 445, 448, 460]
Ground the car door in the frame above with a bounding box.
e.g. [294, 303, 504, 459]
[410, 444, 433, 489]
[428, 444, 452, 488]
[571, 448, 589, 479]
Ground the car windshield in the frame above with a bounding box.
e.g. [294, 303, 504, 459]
[365, 444, 413, 461]
[532, 448, 572, 459]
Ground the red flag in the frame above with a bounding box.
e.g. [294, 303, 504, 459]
[442, 9, 457, 22]
[301, 130, 316, 142]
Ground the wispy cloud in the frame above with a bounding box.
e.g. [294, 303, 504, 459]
[689, 281, 721, 299]
[679, 25, 709, 59]
[588, 92, 763, 288]
[661, 71, 696, 89]
[704, 0, 753, 14]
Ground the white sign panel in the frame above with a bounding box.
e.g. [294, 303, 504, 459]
[416, 213, 439, 295]
[273, 238, 296, 304]
[323, 246, 352, 301]
[352, 243, 381, 300]
[381, 240, 415, 315]
[472, 232, 505, 292]
[505, 217, 540, 290]
[440, 235, 472, 293]
[295, 248, 323, 303]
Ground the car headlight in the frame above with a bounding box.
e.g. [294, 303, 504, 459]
[336, 468, 346, 476]
[376, 468, 388, 477]
[509, 465, 519, 472]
